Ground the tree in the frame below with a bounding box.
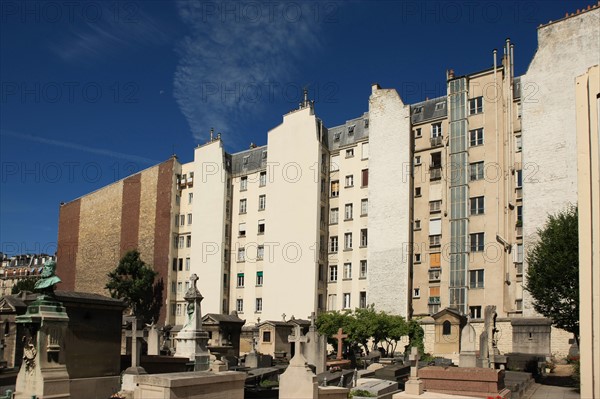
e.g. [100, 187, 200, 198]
[11, 277, 38, 294]
[525, 205, 579, 345]
[106, 250, 163, 324]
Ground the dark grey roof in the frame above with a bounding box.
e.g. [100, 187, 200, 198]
[203, 313, 245, 324]
[230, 145, 267, 176]
[410, 96, 447, 125]
[325, 113, 369, 151]
[55, 290, 126, 307]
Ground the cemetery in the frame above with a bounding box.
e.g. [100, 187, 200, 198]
[0, 259, 580, 399]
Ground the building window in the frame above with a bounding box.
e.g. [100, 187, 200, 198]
[186, 235, 192, 248]
[330, 208, 339, 224]
[414, 128, 422, 138]
[258, 195, 266, 211]
[240, 176, 248, 191]
[429, 235, 441, 248]
[262, 331, 271, 342]
[359, 260, 367, 278]
[470, 306, 482, 319]
[414, 219, 421, 230]
[328, 294, 337, 310]
[239, 223, 246, 237]
[177, 304, 182, 316]
[516, 135, 522, 152]
[345, 203, 353, 220]
[177, 281, 182, 292]
[239, 199, 247, 214]
[236, 299, 243, 312]
[171, 282, 176, 293]
[361, 199, 368, 216]
[175, 214, 179, 227]
[255, 298, 263, 312]
[470, 196, 485, 215]
[413, 288, 420, 298]
[329, 265, 338, 282]
[442, 320, 452, 335]
[346, 148, 354, 158]
[344, 233, 353, 249]
[517, 205, 523, 224]
[516, 170, 523, 188]
[257, 245, 264, 261]
[188, 192, 193, 204]
[361, 169, 369, 187]
[259, 171, 267, 187]
[342, 293, 351, 309]
[415, 253, 421, 263]
[357, 292, 367, 309]
[187, 213, 192, 225]
[469, 128, 484, 146]
[330, 236, 338, 252]
[415, 155, 421, 166]
[178, 236, 184, 249]
[470, 233, 484, 252]
[515, 299, 523, 311]
[469, 96, 483, 114]
[430, 252, 441, 268]
[180, 214, 185, 226]
[360, 229, 368, 247]
[345, 175, 354, 187]
[331, 180, 339, 197]
[175, 195, 180, 205]
[431, 123, 442, 138]
[334, 132, 341, 142]
[415, 187, 422, 197]
[171, 304, 176, 316]
[429, 200, 442, 214]
[172, 258, 177, 271]
[340, 263, 351, 280]
[258, 220, 265, 234]
[237, 248, 245, 262]
[237, 273, 244, 287]
[185, 257, 190, 271]
[469, 161, 484, 181]
[361, 142, 369, 159]
[469, 269, 484, 288]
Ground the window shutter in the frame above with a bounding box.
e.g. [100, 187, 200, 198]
[430, 253, 441, 268]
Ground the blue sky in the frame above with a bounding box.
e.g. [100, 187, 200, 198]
[0, 0, 593, 255]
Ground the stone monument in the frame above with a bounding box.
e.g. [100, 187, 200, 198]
[279, 324, 318, 399]
[147, 322, 160, 356]
[175, 274, 211, 371]
[404, 347, 424, 395]
[459, 317, 477, 367]
[332, 328, 348, 360]
[477, 305, 498, 368]
[304, 312, 327, 374]
[14, 259, 70, 399]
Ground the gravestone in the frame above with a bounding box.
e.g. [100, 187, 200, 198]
[332, 328, 348, 360]
[174, 274, 211, 371]
[304, 312, 327, 374]
[14, 260, 70, 399]
[403, 347, 424, 395]
[147, 323, 160, 356]
[459, 318, 477, 367]
[353, 378, 399, 398]
[122, 316, 147, 391]
[279, 324, 318, 399]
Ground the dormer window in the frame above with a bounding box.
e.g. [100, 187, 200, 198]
[364, 119, 369, 128]
[334, 132, 341, 142]
[348, 125, 355, 135]
[413, 106, 423, 115]
[262, 151, 267, 159]
[243, 156, 249, 165]
[435, 102, 445, 111]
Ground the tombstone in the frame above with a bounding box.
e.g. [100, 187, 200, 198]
[14, 259, 70, 399]
[279, 324, 318, 399]
[404, 347, 424, 395]
[352, 378, 399, 398]
[147, 323, 160, 356]
[304, 312, 327, 374]
[332, 328, 348, 360]
[477, 305, 498, 368]
[459, 318, 477, 367]
[122, 316, 147, 391]
[244, 322, 260, 368]
[174, 274, 210, 371]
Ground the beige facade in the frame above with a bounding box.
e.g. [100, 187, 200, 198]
[576, 64, 600, 399]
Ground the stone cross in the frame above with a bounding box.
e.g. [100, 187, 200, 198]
[288, 325, 309, 366]
[131, 316, 139, 368]
[409, 346, 420, 378]
[308, 312, 316, 331]
[332, 328, 348, 360]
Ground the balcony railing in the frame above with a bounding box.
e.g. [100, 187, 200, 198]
[430, 167, 442, 181]
[428, 269, 441, 282]
[428, 296, 441, 304]
[430, 136, 443, 147]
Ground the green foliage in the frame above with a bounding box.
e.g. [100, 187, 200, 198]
[11, 277, 38, 294]
[407, 319, 425, 355]
[106, 250, 162, 324]
[350, 389, 376, 398]
[524, 206, 579, 344]
[316, 305, 408, 356]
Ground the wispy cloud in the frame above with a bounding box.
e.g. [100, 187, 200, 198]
[48, 5, 171, 62]
[173, 0, 322, 144]
[1, 129, 160, 164]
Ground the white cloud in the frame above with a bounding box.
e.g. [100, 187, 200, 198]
[173, 0, 322, 144]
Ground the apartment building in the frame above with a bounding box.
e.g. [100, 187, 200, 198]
[55, 4, 598, 328]
[0, 253, 56, 296]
